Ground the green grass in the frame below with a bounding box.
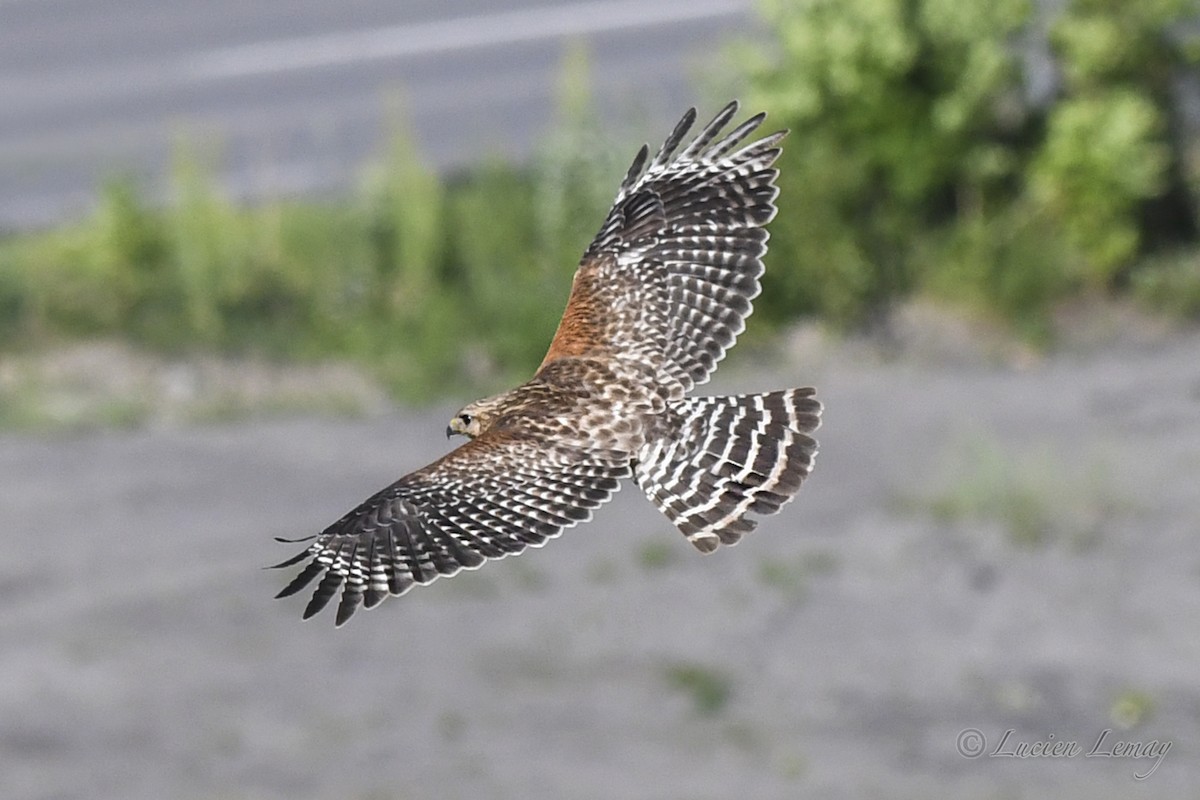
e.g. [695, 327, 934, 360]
[636, 539, 679, 571]
[758, 550, 839, 597]
[0, 366, 150, 432]
[0, 156, 575, 404]
[905, 435, 1129, 549]
[1132, 250, 1200, 320]
[664, 662, 734, 716]
[1110, 688, 1156, 730]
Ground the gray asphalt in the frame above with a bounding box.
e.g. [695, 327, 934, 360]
[3, 330, 1199, 799]
[0, 0, 754, 230]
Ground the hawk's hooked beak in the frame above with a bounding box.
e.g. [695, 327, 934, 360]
[445, 425, 455, 439]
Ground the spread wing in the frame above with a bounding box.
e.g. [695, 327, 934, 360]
[538, 101, 786, 391]
[270, 433, 630, 625]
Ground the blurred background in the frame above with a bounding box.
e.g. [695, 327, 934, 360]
[3, 0, 1200, 797]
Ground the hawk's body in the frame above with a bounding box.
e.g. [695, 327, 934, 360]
[274, 102, 822, 624]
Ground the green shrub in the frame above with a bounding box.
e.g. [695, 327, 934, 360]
[445, 162, 555, 378]
[664, 663, 733, 716]
[1132, 250, 1200, 318]
[743, 0, 1032, 326]
[0, 53, 623, 403]
[739, 0, 1200, 331]
[918, 201, 1075, 340]
[1032, 91, 1169, 282]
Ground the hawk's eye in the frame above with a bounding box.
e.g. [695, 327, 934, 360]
[459, 413, 472, 426]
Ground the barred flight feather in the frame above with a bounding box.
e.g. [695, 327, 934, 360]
[566, 100, 785, 391]
[271, 437, 629, 625]
[635, 389, 822, 553]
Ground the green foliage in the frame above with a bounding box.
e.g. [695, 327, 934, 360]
[636, 539, 678, 570]
[1031, 91, 1168, 278]
[1110, 688, 1156, 730]
[908, 435, 1127, 549]
[744, 0, 1032, 326]
[918, 201, 1074, 340]
[664, 663, 733, 716]
[0, 56, 619, 403]
[1052, 0, 1196, 88]
[1041, 0, 1199, 281]
[443, 45, 626, 381]
[535, 44, 626, 271]
[758, 549, 838, 597]
[3, 178, 168, 340]
[741, 0, 1200, 331]
[366, 114, 445, 304]
[1132, 249, 1200, 319]
[444, 162, 551, 377]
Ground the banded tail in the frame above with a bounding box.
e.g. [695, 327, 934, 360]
[635, 389, 821, 552]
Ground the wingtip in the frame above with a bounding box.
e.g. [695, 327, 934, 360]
[302, 589, 333, 619]
[651, 107, 700, 169]
[265, 548, 312, 570]
[743, 110, 767, 130]
[619, 143, 651, 194]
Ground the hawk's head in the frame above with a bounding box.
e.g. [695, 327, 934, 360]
[446, 394, 508, 440]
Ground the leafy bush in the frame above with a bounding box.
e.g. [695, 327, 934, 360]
[1031, 90, 1169, 280]
[741, 0, 1033, 326]
[1132, 249, 1200, 318]
[740, 0, 1200, 330]
[917, 202, 1073, 341]
[0, 55, 620, 403]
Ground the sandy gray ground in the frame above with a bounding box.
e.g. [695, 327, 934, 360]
[3, 324, 1199, 799]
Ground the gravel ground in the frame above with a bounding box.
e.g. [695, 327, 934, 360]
[3, 324, 1199, 799]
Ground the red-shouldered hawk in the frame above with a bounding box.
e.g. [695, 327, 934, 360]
[272, 102, 822, 624]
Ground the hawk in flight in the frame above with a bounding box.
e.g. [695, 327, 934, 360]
[272, 102, 822, 624]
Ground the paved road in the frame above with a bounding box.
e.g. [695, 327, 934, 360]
[0, 0, 754, 230]
[3, 330, 1200, 799]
